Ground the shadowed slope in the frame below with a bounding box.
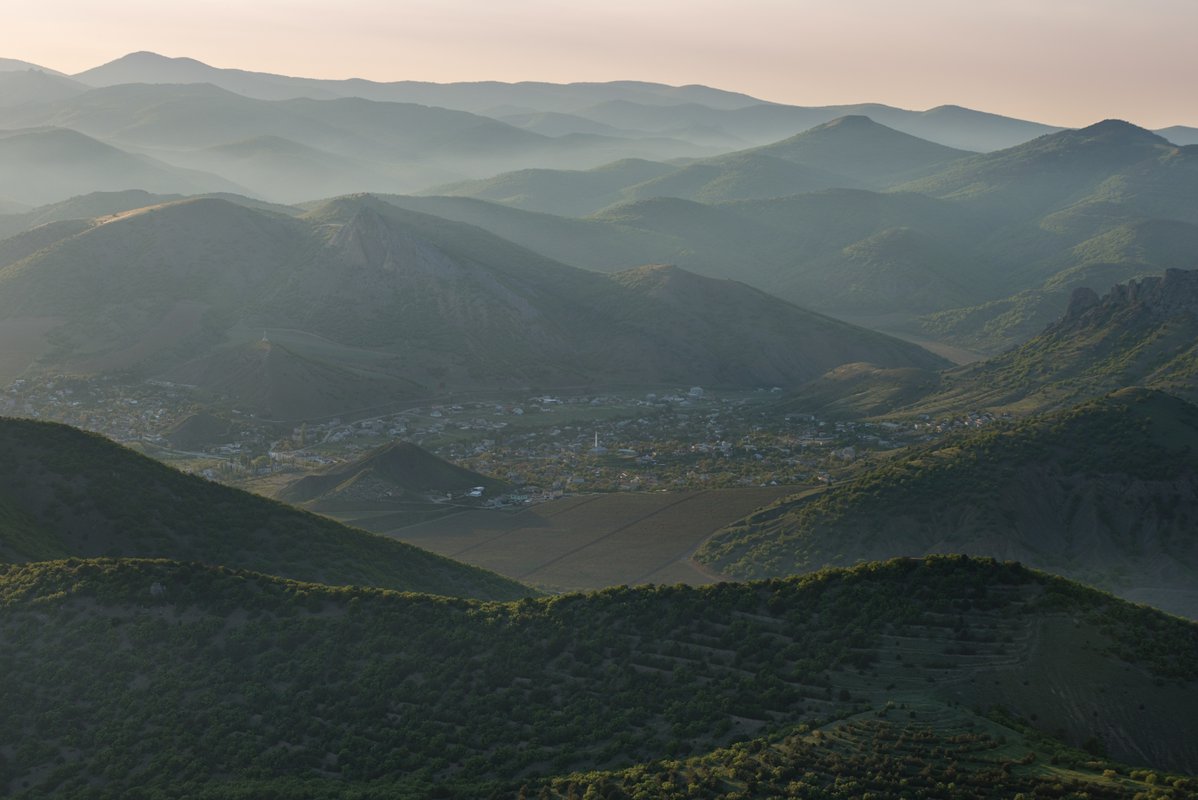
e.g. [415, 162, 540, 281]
[0, 417, 530, 600]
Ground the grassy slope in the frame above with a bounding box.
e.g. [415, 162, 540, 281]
[699, 389, 1198, 617]
[0, 418, 530, 601]
[920, 269, 1198, 415]
[1, 555, 1196, 798]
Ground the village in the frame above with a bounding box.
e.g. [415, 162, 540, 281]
[2, 374, 1005, 501]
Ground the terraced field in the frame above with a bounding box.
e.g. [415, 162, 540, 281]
[334, 486, 803, 591]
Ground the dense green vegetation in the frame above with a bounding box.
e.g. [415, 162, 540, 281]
[1, 555, 1196, 798]
[543, 710, 1196, 799]
[700, 388, 1198, 617]
[0, 417, 530, 600]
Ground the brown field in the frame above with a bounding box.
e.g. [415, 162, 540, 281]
[337, 486, 805, 592]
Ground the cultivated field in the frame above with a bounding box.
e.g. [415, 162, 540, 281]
[338, 486, 805, 591]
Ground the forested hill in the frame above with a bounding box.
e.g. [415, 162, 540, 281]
[1, 555, 1196, 797]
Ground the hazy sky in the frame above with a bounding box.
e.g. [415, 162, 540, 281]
[7, 0, 1196, 127]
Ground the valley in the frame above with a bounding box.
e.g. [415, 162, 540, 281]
[2, 36, 1197, 800]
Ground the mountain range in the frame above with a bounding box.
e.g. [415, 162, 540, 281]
[427, 114, 975, 214]
[4, 56, 1195, 358]
[401, 119, 1198, 350]
[0, 193, 945, 419]
[66, 51, 1066, 151]
[2, 48, 1198, 800]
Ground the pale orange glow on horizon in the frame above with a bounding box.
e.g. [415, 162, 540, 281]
[5, 0, 1196, 128]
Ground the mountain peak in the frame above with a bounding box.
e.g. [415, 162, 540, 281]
[1073, 118, 1167, 144]
[75, 51, 219, 86]
[111, 51, 208, 67]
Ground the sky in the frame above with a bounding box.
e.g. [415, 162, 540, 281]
[6, 0, 1196, 127]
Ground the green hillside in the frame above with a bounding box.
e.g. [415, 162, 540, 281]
[0, 555, 1194, 797]
[700, 388, 1198, 618]
[922, 269, 1198, 414]
[0, 417, 530, 600]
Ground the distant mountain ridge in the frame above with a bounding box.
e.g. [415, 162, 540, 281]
[0, 126, 243, 205]
[0, 80, 718, 203]
[5, 54, 1196, 355]
[407, 119, 1198, 349]
[73, 51, 762, 109]
[427, 115, 974, 214]
[61, 51, 1085, 152]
